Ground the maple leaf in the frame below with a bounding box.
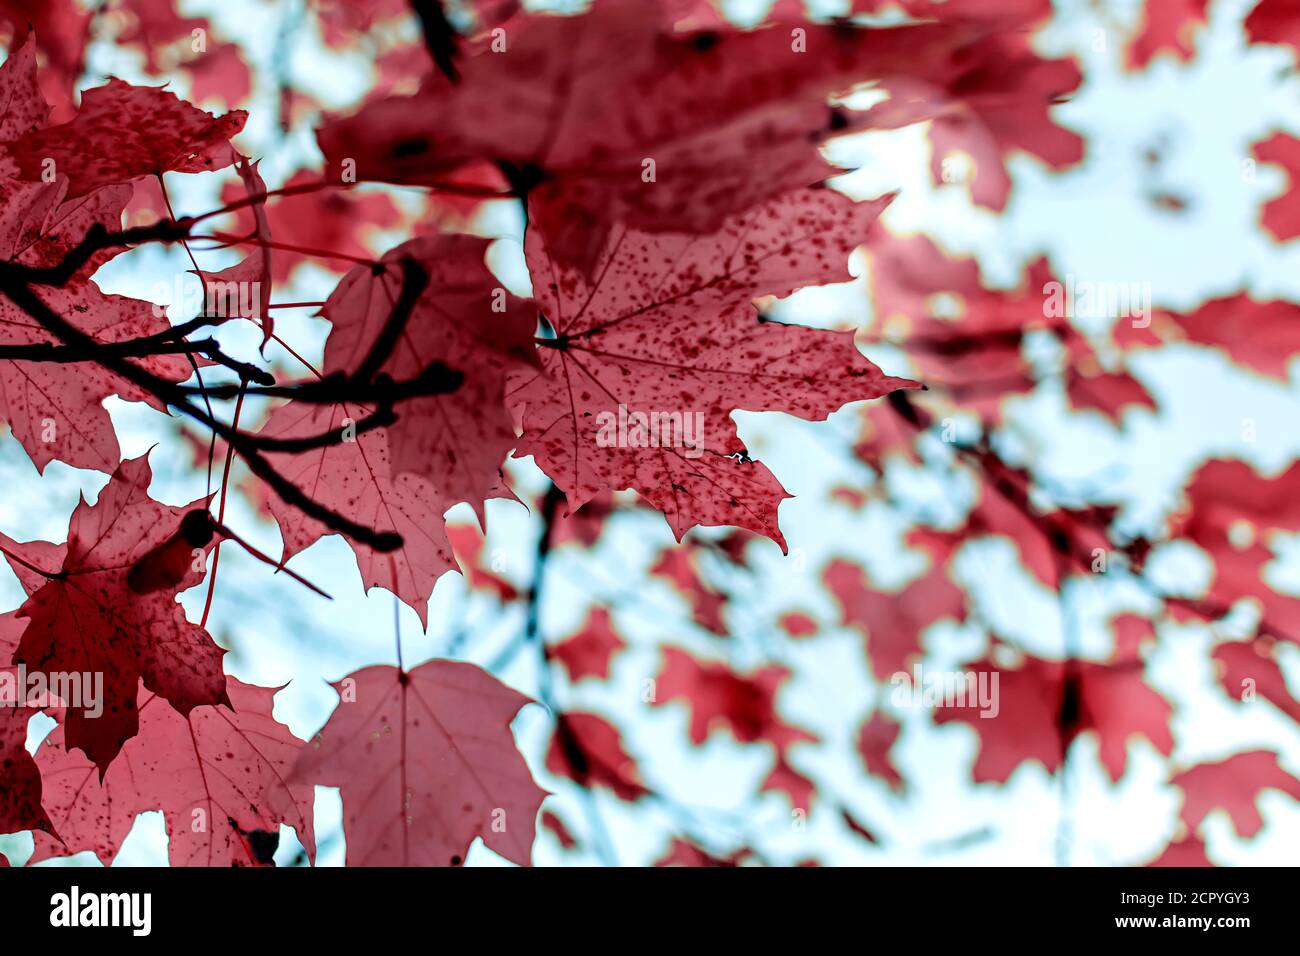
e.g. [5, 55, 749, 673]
[649, 545, 728, 635]
[0, 454, 227, 773]
[933, 653, 1173, 783]
[651, 646, 817, 805]
[447, 522, 519, 602]
[508, 186, 913, 545]
[548, 490, 619, 550]
[2, 78, 246, 198]
[850, 401, 922, 472]
[545, 711, 647, 802]
[186, 41, 253, 111]
[29, 679, 315, 866]
[320, 233, 536, 517]
[0, 707, 49, 838]
[315, 0, 988, 272]
[1171, 750, 1300, 840]
[778, 611, 818, 638]
[826, 557, 967, 683]
[0, 32, 132, 276]
[313, 0, 412, 49]
[0, 279, 195, 473]
[261, 402, 454, 628]
[113, 0, 206, 74]
[0, 43, 192, 478]
[0, 13, 88, 120]
[109, 0, 251, 113]
[914, 464, 1117, 590]
[867, 232, 1053, 417]
[856, 5, 1082, 211]
[1170, 459, 1300, 636]
[290, 659, 546, 866]
[1162, 296, 1300, 380]
[549, 607, 627, 682]
[0, 179, 134, 277]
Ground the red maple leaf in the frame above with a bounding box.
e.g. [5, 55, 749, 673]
[649, 545, 728, 635]
[447, 522, 520, 603]
[0, 279, 195, 473]
[1171, 750, 1300, 839]
[545, 711, 647, 802]
[778, 611, 818, 638]
[540, 809, 577, 850]
[0, 178, 133, 278]
[858, 6, 1082, 211]
[509, 187, 912, 544]
[0, 39, 185, 475]
[867, 232, 1056, 416]
[549, 607, 627, 682]
[0, 16, 87, 120]
[0, 32, 48, 143]
[1065, 369, 1156, 422]
[2, 78, 246, 197]
[110, 1, 252, 112]
[1170, 458, 1300, 636]
[654, 837, 748, 867]
[826, 556, 967, 682]
[290, 660, 546, 866]
[320, 233, 536, 517]
[652, 646, 817, 805]
[1147, 834, 1212, 867]
[933, 653, 1173, 783]
[29, 679, 315, 866]
[1161, 295, 1300, 380]
[0, 455, 227, 772]
[316, 0, 986, 271]
[261, 402, 455, 628]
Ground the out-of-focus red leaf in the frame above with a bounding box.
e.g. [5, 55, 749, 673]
[1171, 750, 1300, 839]
[545, 711, 646, 802]
[933, 654, 1173, 783]
[550, 607, 627, 682]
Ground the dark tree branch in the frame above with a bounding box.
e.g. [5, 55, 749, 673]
[353, 258, 428, 384]
[180, 361, 464, 405]
[410, 0, 462, 84]
[0, 253, 434, 551]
